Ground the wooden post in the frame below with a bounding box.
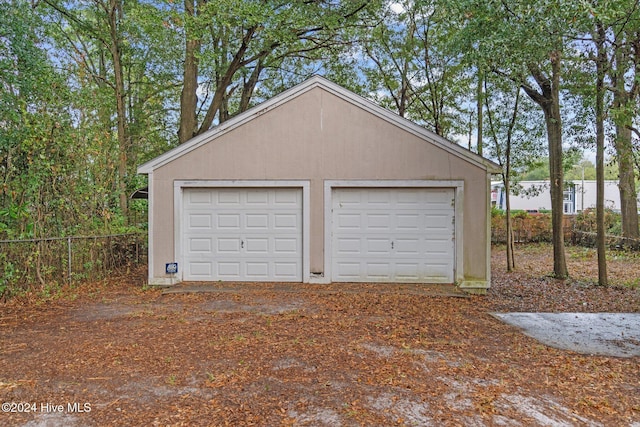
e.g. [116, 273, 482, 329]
[67, 237, 72, 283]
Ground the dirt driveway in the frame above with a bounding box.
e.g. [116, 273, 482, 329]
[1, 244, 639, 426]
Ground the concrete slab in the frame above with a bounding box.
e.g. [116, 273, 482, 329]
[491, 313, 640, 358]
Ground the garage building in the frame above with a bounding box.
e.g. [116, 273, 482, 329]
[137, 76, 499, 292]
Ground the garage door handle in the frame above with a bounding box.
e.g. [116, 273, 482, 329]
[391, 241, 394, 249]
[241, 240, 244, 249]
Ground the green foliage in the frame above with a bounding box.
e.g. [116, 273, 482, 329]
[1, 0, 81, 238]
[0, 0, 638, 255]
[0, 254, 16, 298]
[562, 147, 583, 174]
[443, 0, 577, 72]
[482, 72, 547, 191]
[574, 208, 622, 235]
[522, 155, 619, 181]
[356, 0, 473, 138]
[520, 160, 550, 181]
[0, 0, 170, 238]
[175, 0, 382, 128]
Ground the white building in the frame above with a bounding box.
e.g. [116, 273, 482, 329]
[491, 180, 631, 214]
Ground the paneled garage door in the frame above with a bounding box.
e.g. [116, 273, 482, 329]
[182, 188, 302, 281]
[331, 188, 455, 283]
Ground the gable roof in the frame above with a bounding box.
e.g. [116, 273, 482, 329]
[138, 76, 500, 174]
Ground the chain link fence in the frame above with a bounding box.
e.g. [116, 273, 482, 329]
[0, 233, 147, 297]
[571, 230, 640, 250]
[491, 213, 573, 244]
[491, 212, 640, 250]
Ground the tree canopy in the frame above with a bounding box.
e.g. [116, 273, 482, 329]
[1, 0, 638, 249]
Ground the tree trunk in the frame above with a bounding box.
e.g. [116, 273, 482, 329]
[107, 0, 129, 220]
[178, 0, 200, 144]
[544, 101, 568, 279]
[595, 22, 608, 286]
[522, 57, 568, 279]
[503, 89, 516, 272]
[239, 60, 263, 114]
[505, 177, 515, 271]
[476, 70, 483, 156]
[613, 104, 639, 239]
[609, 35, 639, 239]
[505, 116, 514, 271]
[196, 26, 258, 135]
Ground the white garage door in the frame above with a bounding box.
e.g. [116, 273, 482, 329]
[331, 188, 455, 283]
[182, 188, 302, 281]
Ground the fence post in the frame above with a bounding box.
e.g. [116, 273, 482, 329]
[67, 237, 72, 283]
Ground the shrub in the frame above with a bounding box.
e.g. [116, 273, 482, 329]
[574, 208, 621, 234]
[491, 211, 562, 243]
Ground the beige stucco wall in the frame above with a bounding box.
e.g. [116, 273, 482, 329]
[149, 86, 491, 287]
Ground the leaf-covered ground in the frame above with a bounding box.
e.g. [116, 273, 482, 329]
[487, 243, 640, 312]
[0, 244, 638, 426]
